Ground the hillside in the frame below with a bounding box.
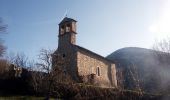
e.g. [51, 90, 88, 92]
[107, 47, 170, 94]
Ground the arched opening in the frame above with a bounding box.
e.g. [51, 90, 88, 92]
[66, 24, 71, 32]
[62, 54, 66, 58]
[60, 25, 65, 34]
[96, 67, 100, 76]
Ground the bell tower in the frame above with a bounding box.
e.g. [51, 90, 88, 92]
[58, 17, 77, 48]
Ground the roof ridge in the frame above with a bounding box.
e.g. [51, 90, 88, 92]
[59, 17, 77, 25]
[75, 45, 115, 63]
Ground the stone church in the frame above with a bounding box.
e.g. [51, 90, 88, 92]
[53, 17, 117, 87]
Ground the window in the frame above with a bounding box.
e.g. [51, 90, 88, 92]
[63, 70, 66, 74]
[66, 24, 70, 32]
[63, 54, 66, 58]
[60, 25, 64, 34]
[96, 67, 100, 76]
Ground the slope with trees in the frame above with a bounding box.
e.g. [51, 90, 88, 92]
[107, 46, 170, 94]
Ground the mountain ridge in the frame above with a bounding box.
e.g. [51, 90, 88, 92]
[106, 47, 170, 94]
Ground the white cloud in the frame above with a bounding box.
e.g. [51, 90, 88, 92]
[149, 0, 170, 39]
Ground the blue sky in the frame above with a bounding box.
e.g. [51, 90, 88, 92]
[0, 0, 169, 60]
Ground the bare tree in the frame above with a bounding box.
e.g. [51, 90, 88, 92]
[0, 18, 6, 32]
[152, 38, 170, 94]
[29, 62, 46, 95]
[7, 52, 28, 68]
[153, 38, 170, 65]
[30, 48, 73, 99]
[0, 17, 7, 56]
[37, 49, 52, 74]
[36, 49, 53, 98]
[128, 62, 143, 94]
[6, 52, 30, 78]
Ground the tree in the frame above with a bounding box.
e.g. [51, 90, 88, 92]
[0, 59, 11, 78]
[152, 38, 170, 94]
[128, 62, 143, 94]
[30, 48, 72, 99]
[153, 38, 170, 65]
[36, 49, 53, 98]
[7, 52, 28, 68]
[0, 17, 7, 56]
[0, 18, 6, 32]
[6, 52, 30, 78]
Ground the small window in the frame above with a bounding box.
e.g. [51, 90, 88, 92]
[66, 24, 71, 32]
[60, 25, 64, 34]
[63, 54, 66, 58]
[96, 67, 100, 76]
[63, 70, 66, 74]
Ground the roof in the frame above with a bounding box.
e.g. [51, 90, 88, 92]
[59, 17, 77, 25]
[75, 45, 115, 64]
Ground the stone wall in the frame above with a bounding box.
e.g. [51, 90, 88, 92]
[111, 64, 117, 87]
[53, 45, 79, 81]
[77, 50, 117, 87]
[58, 33, 76, 47]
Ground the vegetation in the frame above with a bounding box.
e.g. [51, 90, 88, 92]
[0, 48, 169, 100]
[0, 17, 169, 99]
[29, 48, 73, 99]
[0, 17, 7, 57]
[0, 96, 56, 100]
[152, 38, 170, 94]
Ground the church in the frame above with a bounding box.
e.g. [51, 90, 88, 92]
[53, 17, 117, 87]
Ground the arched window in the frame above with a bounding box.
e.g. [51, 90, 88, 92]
[60, 25, 64, 34]
[66, 24, 71, 32]
[96, 67, 100, 76]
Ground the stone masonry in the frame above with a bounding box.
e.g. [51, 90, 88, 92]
[53, 17, 117, 87]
